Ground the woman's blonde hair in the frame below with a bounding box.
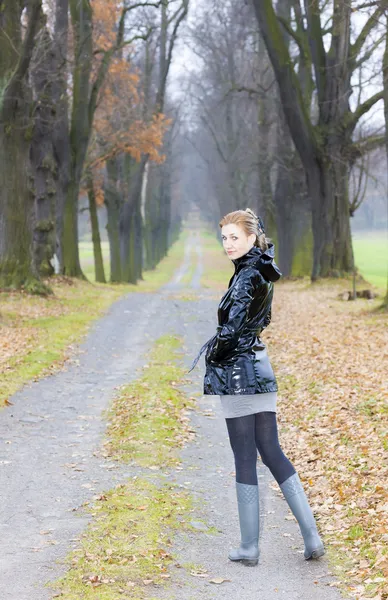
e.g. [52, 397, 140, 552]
[219, 208, 269, 252]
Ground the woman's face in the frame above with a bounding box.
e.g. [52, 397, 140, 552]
[221, 223, 256, 260]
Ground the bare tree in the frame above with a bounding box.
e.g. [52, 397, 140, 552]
[252, 0, 385, 279]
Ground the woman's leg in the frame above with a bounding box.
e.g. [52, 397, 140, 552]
[253, 411, 296, 485]
[225, 415, 260, 565]
[225, 414, 258, 485]
[254, 411, 324, 559]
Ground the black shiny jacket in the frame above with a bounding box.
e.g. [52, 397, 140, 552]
[189, 243, 282, 395]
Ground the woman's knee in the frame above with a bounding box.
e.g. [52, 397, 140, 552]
[256, 440, 285, 468]
[231, 439, 257, 466]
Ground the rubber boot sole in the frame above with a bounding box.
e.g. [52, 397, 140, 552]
[228, 556, 259, 567]
[305, 545, 325, 560]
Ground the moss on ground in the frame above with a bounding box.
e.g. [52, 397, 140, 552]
[180, 244, 197, 286]
[49, 479, 194, 599]
[49, 334, 204, 599]
[103, 335, 194, 468]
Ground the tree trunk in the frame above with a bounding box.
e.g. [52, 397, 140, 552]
[252, 0, 355, 279]
[382, 15, 388, 308]
[133, 196, 143, 280]
[30, 25, 57, 278]
[52, 0, 70, 273]
[256, 33, 276, 235]
[120, 156, 147, 283]
[86, 171, 106, 283]
[308, 152, 353, 279]
[61, 0, 93, 278]
[104, 158, 122, 283]
[0, 122, 36, 289]
[0, 0, 49, 293]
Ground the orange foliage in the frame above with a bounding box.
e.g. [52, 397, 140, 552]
[92, 0, 121, 52]
[86, 0, 171, 201]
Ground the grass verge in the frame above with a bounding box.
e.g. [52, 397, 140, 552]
[103, 335, 195, 468]
[199, 230, 233, 292]
[0, 231, 187, 409]
[352, 230, 387, 292]
[49, 334, 201, 599]
[50, 478, 193, 599]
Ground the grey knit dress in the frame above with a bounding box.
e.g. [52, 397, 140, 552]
[219, 346, 277, 418]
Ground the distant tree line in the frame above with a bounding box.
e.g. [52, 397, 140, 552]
[182, 0, 387, 280]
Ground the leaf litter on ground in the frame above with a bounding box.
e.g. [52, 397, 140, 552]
[267, 280, 388, 600]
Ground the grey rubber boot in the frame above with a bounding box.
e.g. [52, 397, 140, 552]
[280, 472, 325, 560]
[228, 482, 259, 566]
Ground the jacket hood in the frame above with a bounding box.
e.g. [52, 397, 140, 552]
[231, 243, 282, 282]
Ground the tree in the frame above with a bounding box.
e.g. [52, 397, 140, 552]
[252, 0, 385, 279]
[0, 0, 50, 293]
[59, 0, 156, 277]
[382, 10, 388, 308]
[87, 55, 168, 282]
[118, 0, 189, 284]
[30, 17, 58, 278]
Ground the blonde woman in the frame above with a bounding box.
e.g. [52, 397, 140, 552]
[190, 209, 325, 566]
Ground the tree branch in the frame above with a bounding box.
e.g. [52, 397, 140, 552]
[89, 0, 155, 125]
[350, 7, 384, 64]
[252, 0, 317, 166]
[3, 0, 43, 112]
[349, 134, 386, 159]
[348, 90, 384, 131]
[155, 0, 188, 112]
[199, 114, 227, 164]
[354, 33, 385, 70]
[165, 1, 188, 85]
[277, 16, 306, 58]
[303, 0, 326, 104]
[123, 1, 161, 11]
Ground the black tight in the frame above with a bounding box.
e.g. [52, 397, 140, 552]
[225, 411, 296, 486]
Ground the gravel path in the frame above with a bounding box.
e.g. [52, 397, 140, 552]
[0, 233, 343, 600]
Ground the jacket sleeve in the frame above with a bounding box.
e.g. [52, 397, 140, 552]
[206, 270, 258, 363]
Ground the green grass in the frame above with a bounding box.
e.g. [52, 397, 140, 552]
[0, 232, 188, 408]
[103, 335, 194, 468]
[0, 280, 132, 406]
[79, 230, 188, 287]
[49, 478, 194, 600]
[200, 230, 233, 291]
[49, 334, 204, 599]
[79, 241, 110, 281]
[352, 230, 387, 291]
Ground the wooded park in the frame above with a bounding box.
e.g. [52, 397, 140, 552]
[0, 0, 387, 296]
[0, 2, 387, 600]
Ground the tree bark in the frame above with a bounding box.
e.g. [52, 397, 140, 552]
[30, 23, 57, 277]
[52, 0, 70, 273]
[86, 171, 106, 283]
[252, 0, 358, 279]
[0, 0, 49, 293]
[382, 15, 388, 308]
[104, 158, 122, 283]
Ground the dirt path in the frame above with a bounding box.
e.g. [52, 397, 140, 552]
[0, 233, 342, 600]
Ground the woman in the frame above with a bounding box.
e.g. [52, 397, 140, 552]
[190, 208, 325, 567]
